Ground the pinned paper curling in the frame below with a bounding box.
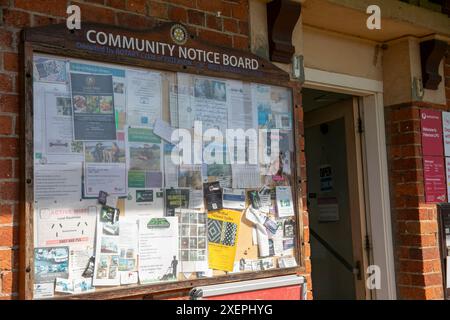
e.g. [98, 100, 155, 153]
[245, 206, 270, 258]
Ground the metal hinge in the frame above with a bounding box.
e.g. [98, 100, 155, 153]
[357, 117, 364, 134]
[365, 234, 371, 252]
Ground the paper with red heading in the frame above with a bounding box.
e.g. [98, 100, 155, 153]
[420, 110, 443, 156]
[423, 156, 446, 203]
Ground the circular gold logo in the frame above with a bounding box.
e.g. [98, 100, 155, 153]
[170, 24, 188, 45]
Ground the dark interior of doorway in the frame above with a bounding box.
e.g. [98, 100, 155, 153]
[303, 88, 357, 300]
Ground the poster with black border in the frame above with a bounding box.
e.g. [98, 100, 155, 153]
[71, 73, 116, 141]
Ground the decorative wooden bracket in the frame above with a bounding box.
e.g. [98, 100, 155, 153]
[267, 0, 302, 64]
[441, 0, 450, 16]
[420, 39, 448, 90]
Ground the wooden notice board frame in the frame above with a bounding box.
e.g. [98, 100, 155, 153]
[20, 22, 305, 300]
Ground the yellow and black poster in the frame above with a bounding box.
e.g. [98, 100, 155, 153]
[207, 209, 242, 272]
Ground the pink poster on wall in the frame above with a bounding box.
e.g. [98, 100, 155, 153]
[421, 110, 443, 156]
[423, 156, 446, 203]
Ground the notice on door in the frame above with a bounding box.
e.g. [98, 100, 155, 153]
[420, 110, 443, 156]
[424, 156, 446, 203]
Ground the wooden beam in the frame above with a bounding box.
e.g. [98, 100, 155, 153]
[420, 39, 448, 90]
[267, 0, 302, 64]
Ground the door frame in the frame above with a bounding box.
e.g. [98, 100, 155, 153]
[305, 98, 368, 300]
[303, 67, 397, 300]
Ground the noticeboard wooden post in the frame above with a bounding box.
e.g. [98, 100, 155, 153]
[20, 22, 305, 300]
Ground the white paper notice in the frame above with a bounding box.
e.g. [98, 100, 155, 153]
[245, 207, 270, 257]
[118, 218, 139, 274]
[188, 190, 205, 210]
[44, 91, 83, 163]
[83, 132, 127, 197]
[231, 164, 261, 189]
[174, 73, 195, 129]
[154, 119, 176, 143]
[84, 163, 127, 197]
[34, 163, 82, 203]
[33, 283, 55, 299]
[34, 200, 97, 249]
[120, 271, 138, 285]
[69, 249, 94, 279]
[125, 188, 164, 217]
[138, 216, 179, 283]
[227, 80, 256, 130]
[127, 69, 162, 128]
[279, 256, 297, 268]
[447, 257, 450, 288]
[276, 186, 295, 217]
[443, 112, 450, 157]
[193, 77, 228, 133]
[222, 188, 246, 210]
[164, 144, 179, 188]
[33, 82, 70, 164]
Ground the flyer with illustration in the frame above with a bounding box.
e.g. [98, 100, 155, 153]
[207, 209, 241, 272]
[138, 216, 179, 284]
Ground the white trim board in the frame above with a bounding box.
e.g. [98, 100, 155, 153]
[302, 68, 396, 300]
[304, 67, 383, 95]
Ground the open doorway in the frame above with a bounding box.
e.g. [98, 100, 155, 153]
[303, 88, 369, 300]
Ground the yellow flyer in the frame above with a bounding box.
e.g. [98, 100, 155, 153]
[207, 209, 241, 272]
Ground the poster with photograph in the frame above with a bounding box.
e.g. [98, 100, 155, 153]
[193, 77, 228, 133]
[165, 188, 190, 216]
[253, 84, 292, 130]
[92, 211, 121, 286]
[127, 69, 162, 128]
[70, 62, 127, 131]
[34, 247, 69, 283]
[177, 210, 208, 273]
[138, 216, 179, 283]
[207, 209, 241, 272]
[127, 127, 163, 188]
[34, 200, 97, 248]
[125, 188, 164, 217]
[34, 56, 67, 83]
[55, 278, 74, 294]
[83, 132, 127, 197]
[70, 72, 116, 141]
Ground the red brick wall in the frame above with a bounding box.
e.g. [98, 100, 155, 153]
[384, 48, 450, 300]
[0, 0, 311, 300]
[0, 0, 251, 300]
[385, 101, 448, 300]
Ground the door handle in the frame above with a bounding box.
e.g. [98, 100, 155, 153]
[353, 261, 362, 280]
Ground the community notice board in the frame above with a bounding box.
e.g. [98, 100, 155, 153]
[30, 53, 300, 298]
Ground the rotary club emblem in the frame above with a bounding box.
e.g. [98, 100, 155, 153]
[170, 24, 188, 45]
